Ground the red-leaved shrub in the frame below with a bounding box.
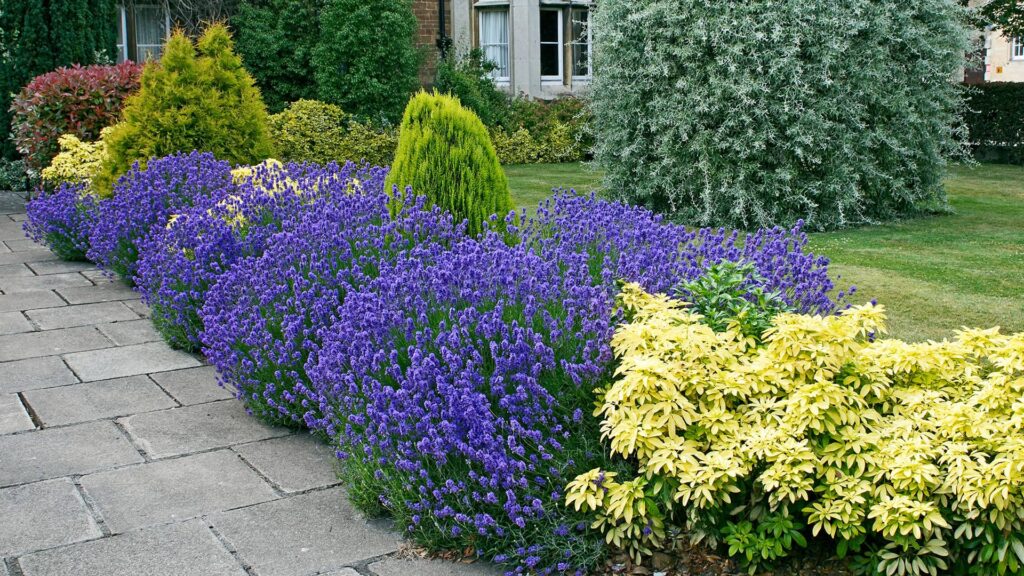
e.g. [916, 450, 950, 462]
[10, 62, 143, 171]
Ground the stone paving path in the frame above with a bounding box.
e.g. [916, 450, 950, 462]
[0, 200, 499, 576]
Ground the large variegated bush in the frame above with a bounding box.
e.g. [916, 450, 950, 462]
[569, 283, 1024, 576]
[589, 0, 971, 230]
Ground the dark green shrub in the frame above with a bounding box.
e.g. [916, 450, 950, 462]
[0, 0, 119, 159]
[963, 82, 1024, 165]
[491, 96, 592, 164]
[0, 159, 36, 192]
[385, 91, 512, 235]
[434, 49, 511, 128]
[312, 0, 421, 123]
[92, 23, 276, 197]
[268, 99, 398, 167]
[231, 0, 322, 113]
[590, 0, 971, 230]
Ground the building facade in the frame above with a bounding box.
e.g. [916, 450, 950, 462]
[451, 0, 592, 99]
[984, 28, 1024, 82]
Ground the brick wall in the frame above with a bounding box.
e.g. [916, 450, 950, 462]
[412, 0, 452, 84]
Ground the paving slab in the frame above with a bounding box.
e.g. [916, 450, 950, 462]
[0, 420, 143, 487]
[18, 520, 247, 576]
[55, 282, 138, 305]
[0, 250, 59, 266]
[122, 299, 151, 318]
[234, 434, 340, 494]
[63, 341, 201, 382]
[0, 356, 78, 394]
[150, 366, 233, 405]
[0, 311, 32, 335]
[120, 399, 290, 458]
[0, 273, 91, 294]
[0, 394, 33, 435]
[23, 375, 176, 426]
[26, 302, 138, 331]
[0, 478, 102, 556]
[2, 239, 48, 253]
[8, 213, 27, 222]
[0, 290, 64, 314]
[369, 558, 503, 576]
[212, 487, 400, 576]
[24, 260, 93, 275]
[96, 319, 162, 346]
[80, 450, 278, 533]
[0, 263, 33, 277]
[0, 326, 112, 362]
[0, 557, 9, 576]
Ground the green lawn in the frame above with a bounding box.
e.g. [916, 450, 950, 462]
[504, 162, 1024, 342]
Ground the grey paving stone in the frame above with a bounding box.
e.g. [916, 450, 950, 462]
[212, 487, 400, 576]
[150, 366, 233, 405]
[24, 260, 92, 275]
[0, 221, 24, 241]
[0, 394, 33, 435]
[0, 250, 58, 266]
[80, 450, 278, 533]
[0, 311, 32, 335]
[8, 214, 27, 222]
[26, 302, 138, 331]
[0, 273, 91, 294]
[63, 342, 200, 382]
[0, 420, 143, 487]
[369, 558, 503, 576]
[0, 556, 9, 576]
[120, 399, 289, 459]
[2, 239, 48, 253]
[96, 319, 162, 346]
[18, 520, 247, 576]
[0, 326, 111, 362]
[0, 290, 64, 314]
[56, 281, 138, 305]
[0, 478, 101, 556]
[322, 570, 360, 576]
[234, 434, 339, 494]
[122, 299, 151, 318]
[23, 376, 176, 427]
[0, 356, 78, 394]
[0, 263, 33, 277]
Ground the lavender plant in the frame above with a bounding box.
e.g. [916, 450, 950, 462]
[199, 184, 464, 428]
[87, 152, 234, 281]
[23, 184, 98, 261]
[135, 161, 374, 351]
[305, 192, 849, 574]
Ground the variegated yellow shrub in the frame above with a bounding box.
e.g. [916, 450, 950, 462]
[40, 128, 113, 188]
[567, 283, 1024, 575]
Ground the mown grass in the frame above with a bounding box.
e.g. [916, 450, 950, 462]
[505, 162, 1024, 341]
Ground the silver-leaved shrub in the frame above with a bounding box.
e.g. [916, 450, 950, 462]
[589, 0, 972, 230]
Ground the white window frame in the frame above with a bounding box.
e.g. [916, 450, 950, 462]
[1013, 37, 1024, 61]
[117, 6, 129, 63]
[570, 6, 591, 81]
[539, 8, 564, 84]
[478, 7, 511, 84]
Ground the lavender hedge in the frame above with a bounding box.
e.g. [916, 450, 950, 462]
[135, 161, 372, 351]
[23, 184, 98, 261]
[200, 184, 464, 427]
[87, 152, 234, 281]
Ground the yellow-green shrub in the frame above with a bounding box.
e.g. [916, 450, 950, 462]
[490, 121, 582, 165]
[567, 283, 1024, 575]
[268, 99, 398, 167]
[40, 128, 112, 188]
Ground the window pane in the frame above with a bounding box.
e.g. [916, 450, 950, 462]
[572, 8, 589, 77]
[480, 10, 510, 78]
[540, 10, 559, 43]
[540, 44, 560, 76]
[135, 4, 167, 61]
[116, 8, 126, 62]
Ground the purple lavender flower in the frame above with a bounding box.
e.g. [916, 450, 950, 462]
[135, 161, 371, 351]
[23, 184, 98, 261]
[87, 152, 234, 281]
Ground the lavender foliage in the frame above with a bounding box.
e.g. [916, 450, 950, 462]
[199, 183, 464, 428]
[87, 152, 234, 281]
[23, 184, 99, 261]
[304, 192, 848, 574]
[135, 161, 371, 351]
